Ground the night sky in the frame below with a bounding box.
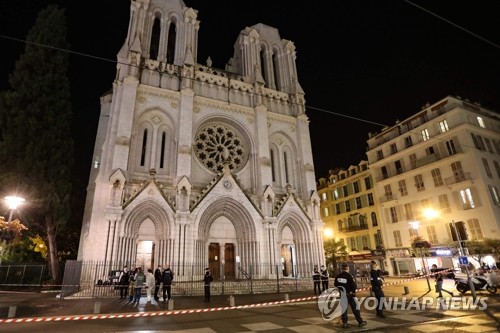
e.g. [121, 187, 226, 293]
[1, 0, 499, 192]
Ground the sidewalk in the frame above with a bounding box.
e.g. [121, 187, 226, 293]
[1, 275, 498, 320]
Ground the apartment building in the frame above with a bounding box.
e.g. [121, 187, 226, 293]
[317, 161, 385, 274]
[366, 96, 500, 275]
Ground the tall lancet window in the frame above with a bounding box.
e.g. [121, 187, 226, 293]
[166, 21, 177, 64]
[284, 151, 289, 184]
[259, 47, 269, 88]
[159, 131, 166, 169]
[150, 16, 161, 60]
[272, 51, 280, 90]
[140, 129, 148, 166]
[270, 149, 276, 182]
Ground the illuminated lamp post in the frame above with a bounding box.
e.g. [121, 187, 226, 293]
[409, 220, 431, 292]
[0, 196, 25, 266]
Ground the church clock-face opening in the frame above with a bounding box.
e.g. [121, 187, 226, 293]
[194, 123, 248, 173]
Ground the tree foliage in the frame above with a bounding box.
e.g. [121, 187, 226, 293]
[324, 238, 348, 276]
[0, 5, 73, 284]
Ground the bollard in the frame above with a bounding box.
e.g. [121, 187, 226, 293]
[8, 306, 17, 318]
[229, 295, 235, 307]
[168, 299, 174, 310]
[403, 286, 409, 295]
[94, 301, 101, 314]
[284, 293, 289, 301]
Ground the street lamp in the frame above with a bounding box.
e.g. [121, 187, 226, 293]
[409, 221, 431, 292]
[451, 219, 477, 301]
[1, 196, 25, 266]
[5, 196, 25, 222]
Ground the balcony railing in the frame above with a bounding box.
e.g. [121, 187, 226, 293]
[444, 172, 472, 185]
[339, 224, 369, 233]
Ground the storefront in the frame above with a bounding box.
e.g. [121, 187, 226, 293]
[387, 247, 456, 276]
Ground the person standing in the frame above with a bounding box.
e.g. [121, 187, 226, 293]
[128, 267, 137, 302]
[334, 263, 367, 328]
[203, 268, 213, 303]
[431, 264, 453, 297]
[133, 267, 145, 303]
[145, 268, 155, 302]
[370, 262, 385, 318]
[117, 266, 130, 299]
[313, 266, 321, 295]
[154, 264, 163, 301]
[320, 265, 329, 291]
[162, 266, 174, 302]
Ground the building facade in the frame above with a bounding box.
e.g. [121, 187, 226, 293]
[366, 96, 500, 275]
[317, 161, 385, 274]
[77, 0, 324, 280]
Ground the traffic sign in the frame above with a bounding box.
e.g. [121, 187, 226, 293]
[458, 256, 469, 265]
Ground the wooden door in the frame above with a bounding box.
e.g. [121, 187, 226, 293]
[209, 243, 220, 279]
[224, 243, 235, 279]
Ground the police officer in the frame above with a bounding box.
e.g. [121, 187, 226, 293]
[154, 264, 162, 301]
[313, 266, 321, 295]
[370, 262, 386, 318]
[334, 263, 367, 328]
[320, 265, 329, 291]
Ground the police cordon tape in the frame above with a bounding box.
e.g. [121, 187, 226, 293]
[0, 270, 453, 324]
[355, 268, 454, 292]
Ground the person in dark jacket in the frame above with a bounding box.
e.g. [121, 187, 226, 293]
[320, 265, 329, 291]
[370, 262, 386, 318]
[334, 263, 367, 328]
[313, 266, 321, 295]
[154, 264, 163, 301]
[162, 266, 174, 302]
[117, 266, 130, 299]
[203, 268, 213, 303]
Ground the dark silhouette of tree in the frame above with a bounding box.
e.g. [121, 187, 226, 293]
[0, 5, 73, 284]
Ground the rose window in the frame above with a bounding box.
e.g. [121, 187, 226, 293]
[194, 124, 247, 173]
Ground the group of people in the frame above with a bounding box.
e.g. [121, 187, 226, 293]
[117, 265, 214, 304]
[117, 266, 152, 303]
[117, 265, 174, 303]
[153, 265, 175, 302]
[326, 261, 385, 328]
[312, 265, 329, 295]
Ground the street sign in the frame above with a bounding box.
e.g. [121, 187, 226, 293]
[458, 256, 469, 265]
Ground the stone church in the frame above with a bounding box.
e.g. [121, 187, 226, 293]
[78, 0, 325, 279]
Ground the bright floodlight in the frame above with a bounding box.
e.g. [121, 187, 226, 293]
[409, 221, 420, 230]
[5, 196, 25, 210]
[324, 228, 334, 238]
[422, 208, 438, 219]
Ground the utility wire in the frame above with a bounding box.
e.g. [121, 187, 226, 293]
[405, 0, 500, 50]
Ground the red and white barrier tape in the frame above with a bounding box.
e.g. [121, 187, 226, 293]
[0, 271, 453, 324]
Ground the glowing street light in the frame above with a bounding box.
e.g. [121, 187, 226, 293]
[324, 228, 334, 239]
[1, 196, 25, 266]
[5, 196, 25, 222]
[409, 220, 431, 292]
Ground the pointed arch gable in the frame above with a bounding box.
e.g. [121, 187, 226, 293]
[123, 200, 172, 238]
[197, 198, 256, 241]
[276, 211, 311, 243]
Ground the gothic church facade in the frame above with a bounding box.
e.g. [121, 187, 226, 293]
[78, 0, 325, 279]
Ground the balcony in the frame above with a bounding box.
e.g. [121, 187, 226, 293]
[444, 172, 472, 186]
[339, 224, 370, 233]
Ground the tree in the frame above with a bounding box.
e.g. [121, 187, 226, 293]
[466, 238, 500, 265]
[324, 238, 348, 276]
[0, 5, 73, 284]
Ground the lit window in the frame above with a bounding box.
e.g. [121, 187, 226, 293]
[459, 188, 475, 209]
[421, 129, 430, 141]
[438, 120, 449, 133]
[477, 116, 485, 128]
